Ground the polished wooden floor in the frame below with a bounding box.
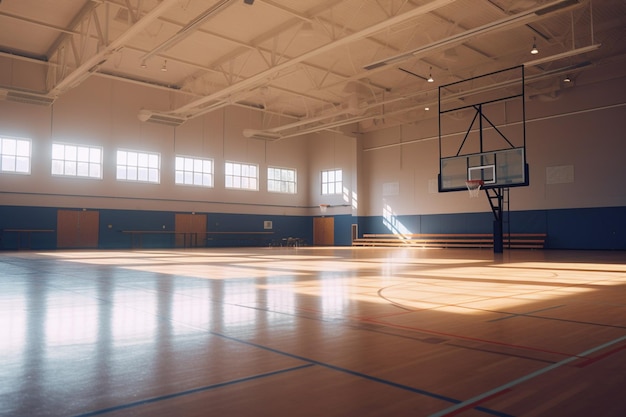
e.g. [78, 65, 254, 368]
[1, 247, 625, 417]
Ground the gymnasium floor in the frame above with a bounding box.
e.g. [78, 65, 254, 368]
[1, 247, 625, 417]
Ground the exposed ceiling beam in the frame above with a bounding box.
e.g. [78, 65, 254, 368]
[363, 0, 582, 70]
[48, 0, 180, 96]
[0, 11, 76, 35]
[141, 0, 237, 63]
[163, 0, 459, 117]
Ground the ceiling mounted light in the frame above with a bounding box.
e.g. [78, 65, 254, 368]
[161, 60, 167, 72]
[427, 67, 434, 82]
[531, 37, 539, 54]
[140, 61, 147, 69]
[563, 75, 571, 82]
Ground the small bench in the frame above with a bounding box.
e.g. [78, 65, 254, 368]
[205, 231, 274, 247]
[2, 229, 56, 249]
[352, 233, 546, 249]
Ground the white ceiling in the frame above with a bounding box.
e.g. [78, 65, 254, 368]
[0, 0, 624, 137]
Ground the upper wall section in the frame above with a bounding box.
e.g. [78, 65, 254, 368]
[0, 76, 319, 215]
[359, 71, 626, 216]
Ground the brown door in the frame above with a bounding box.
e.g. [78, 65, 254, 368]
[313, 217, 334, 246]
[175, 213, 207, 247]
[57, 210, 99, 248]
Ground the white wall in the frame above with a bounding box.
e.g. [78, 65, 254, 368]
[359, 70, 626, 217]
[306, 131, 357, 217]
[0, 76, 313, 216]
[1, 65, 624, 219]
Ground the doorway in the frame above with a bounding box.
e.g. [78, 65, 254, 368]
[175, 213, 207, 247]
[57, 209, 99, 249]
[313, 217, 334, 246]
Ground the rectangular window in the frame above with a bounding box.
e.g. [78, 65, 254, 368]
[116, 149, 160, 183]
[52, 143, 102, 179]
[225, 161, 258, 190]
[0, 136, 31, 174]
[175, 156, 214, 187]
[268, 166, 296, 194]
[321, 168, 342, 195]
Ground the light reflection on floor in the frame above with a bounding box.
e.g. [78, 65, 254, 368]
[2, 247, 626, 417]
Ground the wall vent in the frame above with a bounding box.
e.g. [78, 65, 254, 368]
[138, 110, 186, 126]
[0, 90, 55, 106]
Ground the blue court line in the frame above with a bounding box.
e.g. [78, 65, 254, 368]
[487, 304, 565, 322]
[194, 328, 514, 417]
[427, 334, 626, 417]
[72, 364, 315, 417]
[75, 305, 513, 417]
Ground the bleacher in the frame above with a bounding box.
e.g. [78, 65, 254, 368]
[352, 233, 546, 249]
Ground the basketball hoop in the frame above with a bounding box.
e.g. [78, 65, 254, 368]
[465, 180, 484, 198]
[319, 204, 330, 214]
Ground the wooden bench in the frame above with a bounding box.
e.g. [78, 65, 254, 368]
[205, 231, 274, 247]
[352, 233, 546, 249]
[121, 231, 274, 248]
[2, 229, 56, 249]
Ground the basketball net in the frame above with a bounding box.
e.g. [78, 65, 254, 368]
[319, 204, 329, 214]
[465, 180, 484, 198]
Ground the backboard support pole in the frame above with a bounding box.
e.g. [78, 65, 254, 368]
[485, 187, 505, 253]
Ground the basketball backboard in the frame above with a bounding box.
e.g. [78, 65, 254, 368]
[438, 66, 528, 192]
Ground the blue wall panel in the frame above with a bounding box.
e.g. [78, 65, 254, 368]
[546, 207, 626, 250]
[1, 205, 625, 250]
[356, 206, 626, 250]
[0, 206, 57, 249]
[333, 215, 356, 246]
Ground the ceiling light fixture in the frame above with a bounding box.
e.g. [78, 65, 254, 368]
[161, 60, 167, 72]
[563, 75, 571, 82]
[140, 61, 147, 69]
[363, 0, 580, 70]
[524, 44, 601, 67]
[531, 37, 539, 54]
[141, 0, 233, 62]
[427, 67, 434, 82]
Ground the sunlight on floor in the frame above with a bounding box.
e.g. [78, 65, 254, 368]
[36, 249, 626, 315]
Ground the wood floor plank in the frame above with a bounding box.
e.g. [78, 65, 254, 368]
[1, 247, 624, 417]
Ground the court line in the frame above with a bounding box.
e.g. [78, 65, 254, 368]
[72, 364, 315, 417]
[163, 320, 514, 417]
[219, 340, 515, 417]
[444, 389, 513, 417]
[487, 304, 565, 322]
[575, 342, 626, 368]
[427, 334, 626, 417]
[365, 317, 579, 358]
[63, 287, 510, 417]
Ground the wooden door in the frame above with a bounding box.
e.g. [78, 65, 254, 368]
[175, 213, 207, 247]
[313, 217, 334, 246]
[57, 210, 99, 248]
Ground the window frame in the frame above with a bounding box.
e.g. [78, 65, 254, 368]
[267, 166, 297, 194]
[0, 136, 31, 175]
[321, 168, 343, 195]
[51, 142, 103, 179]
[225, 161, 259, 191]
[175, 155, 214, 188]
[116, 148, 160, 184]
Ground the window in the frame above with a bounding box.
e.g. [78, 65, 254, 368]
[52, 143, 102, 179]
[225, 161, 258, 190]
[0, 136, 31, 174]
[175, 156, 214, 187]
[116, 149, 160, 183]
[321, 168, 342, 195]
[268, 166, 296, 194]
